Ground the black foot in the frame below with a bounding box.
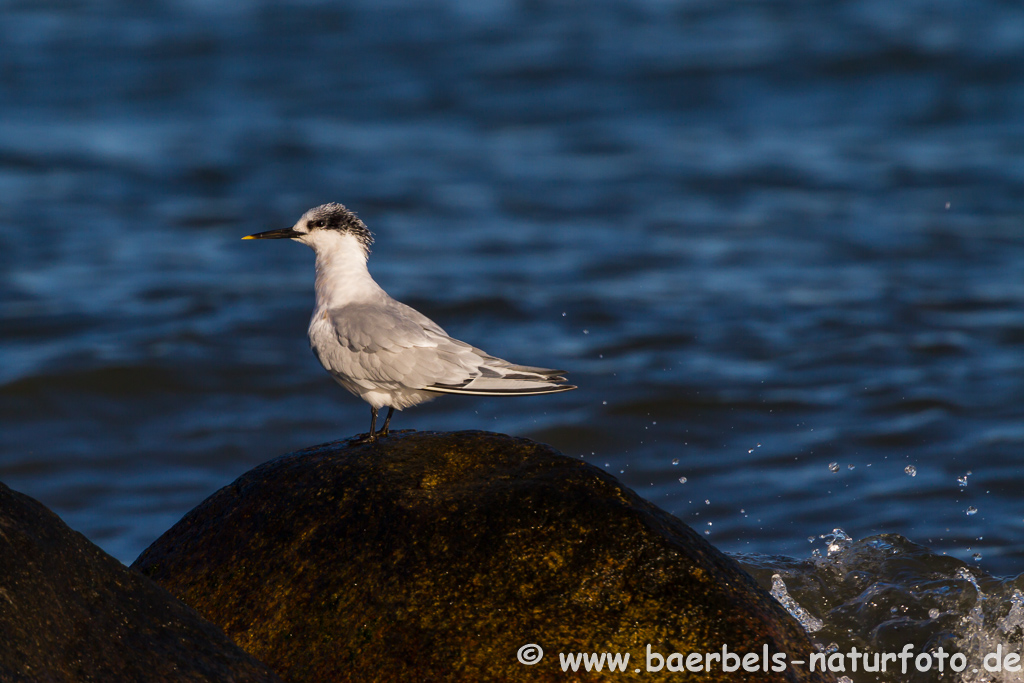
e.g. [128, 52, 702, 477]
[354, 432, 378, 444]
[356, 406, 395, 444]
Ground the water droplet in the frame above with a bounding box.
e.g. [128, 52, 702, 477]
[967, 506, 978, 516]
[705, 499, 710, 505]
[561, 312, 566, 317]
[828, 462, 840, 473]
[905, 465, 917, 477]
[973, 552, 982, 561]
[707, 521, 712, 526]
[929, 608, 940, 619]
[671, 458, 679, 465]
[945, 201, 951, 209]
[807, 536, 815, 543]
[847, 464, 855, 470]
[748, 449, 754, 454]
[958, 474, 969, 487]
[601, 400, 607, 405]
[704, 530, 710, 535]
[582, 329, 589, 334]
[678, 477, 687, 484]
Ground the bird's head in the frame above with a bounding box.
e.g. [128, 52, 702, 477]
[243, 203, 374, 257]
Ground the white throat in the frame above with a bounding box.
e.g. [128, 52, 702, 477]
[305, 231, 381, 309]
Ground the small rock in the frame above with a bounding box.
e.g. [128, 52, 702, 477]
[0, 481, 281, 682]
[135, 431, 832, 682]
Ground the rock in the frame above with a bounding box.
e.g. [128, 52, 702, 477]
[0, 481, 282, 683]
[134, 431, 833, 682]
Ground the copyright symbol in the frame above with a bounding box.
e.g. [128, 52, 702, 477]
[517, 643, 544, 665]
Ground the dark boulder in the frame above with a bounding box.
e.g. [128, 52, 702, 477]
[0, 481, 282, 683]
[134, 431, 832, 682]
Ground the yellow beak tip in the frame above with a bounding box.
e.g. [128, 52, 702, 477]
[242, 235, 255, 240]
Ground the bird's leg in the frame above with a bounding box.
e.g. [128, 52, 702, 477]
[377, 407, 395, 437]
[357, 406, 379, 444]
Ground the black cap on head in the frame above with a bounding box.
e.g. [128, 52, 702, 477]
[303, 203, 373, 249]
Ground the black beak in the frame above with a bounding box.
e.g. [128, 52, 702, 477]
[242, 228, 301, 240]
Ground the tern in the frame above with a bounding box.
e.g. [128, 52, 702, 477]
[244, 203, 575, 442]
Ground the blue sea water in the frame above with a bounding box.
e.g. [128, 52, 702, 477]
[3, 1, 1024, 678]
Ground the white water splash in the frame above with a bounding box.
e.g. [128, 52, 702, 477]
[955, 572, 1024, 683]
[770, 573, 824, 633]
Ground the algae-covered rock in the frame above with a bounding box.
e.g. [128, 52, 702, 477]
[0, 481, 282, 683]
[134, 431, 832, 682]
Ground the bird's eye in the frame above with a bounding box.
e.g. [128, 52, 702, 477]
[310, 219, 326, 229]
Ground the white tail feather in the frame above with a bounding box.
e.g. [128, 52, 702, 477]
[427, 381, 577, 396]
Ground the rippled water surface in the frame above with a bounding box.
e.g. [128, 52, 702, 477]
[3, 2, 1024, 674]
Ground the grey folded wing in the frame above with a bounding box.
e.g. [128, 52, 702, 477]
[314, 300, 482, 390]
[315, 299, 574, 395]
